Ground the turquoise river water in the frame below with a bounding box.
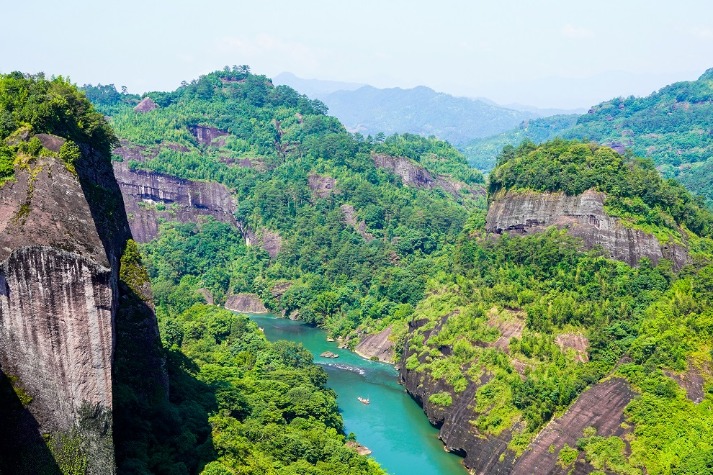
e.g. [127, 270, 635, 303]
[250, 314, 466, 475]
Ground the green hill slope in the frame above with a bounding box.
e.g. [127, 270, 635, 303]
[465, 69, 713, 204]
[399, 140, 713, 473]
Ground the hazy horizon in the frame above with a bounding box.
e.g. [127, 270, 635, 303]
[1, 1, 711, 109]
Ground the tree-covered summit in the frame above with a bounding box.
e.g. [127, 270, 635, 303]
[488, 139, 713, 238]
[466, 69, 713, 204]
[0, 72, 117, 184]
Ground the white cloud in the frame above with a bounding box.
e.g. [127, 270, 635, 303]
[561, 24, 594, 39]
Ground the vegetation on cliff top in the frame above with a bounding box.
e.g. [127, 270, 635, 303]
[0, 72, 117, 184]
[488, 139, 713, 240]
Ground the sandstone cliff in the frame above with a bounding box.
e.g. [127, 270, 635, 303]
[355, 326, 395, 363]
[224, 293, 268, 313]
[486, 189, 688, 269]
[371, 153, 485, 199]
[0, 144, 166, 473]
[113, 161, 237, 242]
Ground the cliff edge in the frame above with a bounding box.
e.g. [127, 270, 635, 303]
[486, 189, 689, 269]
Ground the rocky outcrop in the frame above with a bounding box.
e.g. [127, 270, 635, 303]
[355, 326, 394, 363]
[308, 173, 337, 199]
[666, 362, 707, 403]
[371, 153, 484, 199]
[508, 378, 634, 474]
[340, 204, 375, 241]
[239, 225, 283, 258]
[134, 97, 157, 113]
[486, 189, 688, 269]
[224, 293, 268, 314]
[113, 161, 237, 242]
[188, 125, 229, 147]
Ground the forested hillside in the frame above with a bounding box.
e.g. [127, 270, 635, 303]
[86, 69, 713, 474]
[85, 67, 483, 340]
[84, 68, 485, 473]
[465, 69, 713, 204]
[401, 141, 713, 473]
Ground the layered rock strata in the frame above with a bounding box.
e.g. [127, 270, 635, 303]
[113, 161, 237, 242]
[486, 189, 688, 269]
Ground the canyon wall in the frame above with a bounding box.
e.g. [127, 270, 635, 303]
[486, 189, 688, 269]
[113, 161, 237, 242]
[0, 144, 166, 473]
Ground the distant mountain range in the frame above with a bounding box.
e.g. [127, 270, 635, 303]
[274, 72, 579, 146]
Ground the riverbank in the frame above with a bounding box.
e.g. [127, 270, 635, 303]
[249, 313, 467, 475]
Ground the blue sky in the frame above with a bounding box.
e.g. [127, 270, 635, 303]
[2, 0, 712, 108]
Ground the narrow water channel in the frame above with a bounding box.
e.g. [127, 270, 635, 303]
[250, 314, 466, 475]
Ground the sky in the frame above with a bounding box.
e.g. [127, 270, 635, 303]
[1, 0, 712, 109]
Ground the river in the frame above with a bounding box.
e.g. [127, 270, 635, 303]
[250, 314, 466, 475]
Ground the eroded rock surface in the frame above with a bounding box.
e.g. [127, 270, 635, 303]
[225, 293, 268, 313]
[134, 97, 157, 113]
[188, 124, 229, 147]
[371, 153, 484, 199]
[340, 204, 375, 241]
[400, 314, 635, 474]
[308, 173, 336, 199]
[486, 189, 688, 269]
[113, 161, 237, 242]
[355, 326, 394, 363]
[240, 225, 283, 258]
[0, 157, 118, 473]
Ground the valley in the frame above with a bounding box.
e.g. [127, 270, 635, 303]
[0, 64, 711, 475]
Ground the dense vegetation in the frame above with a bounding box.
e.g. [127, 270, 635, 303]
[465, 69, 713, 204]
[401, 146, 713, 472]
[88, 68, 713, 474]
[87, 67, 482, 338]
[0, 72, 116, 184]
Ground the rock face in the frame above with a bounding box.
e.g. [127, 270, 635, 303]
[400, 317, 635, 474]
[355, 326, 394, 363]
[0, 147, 167, 473]
[0, 156, 119, 472]
[113, 161, 237, 242]
[486, 189, 688, 269]
[188, 124, 229, 147]
[371, 153, 484, 199]
[340, 204, 375, 241]
[239, 224, 283, 258]
[308, 173, 336, 199]
[224, 293, 268, 313]
[134, 97, 157, 113]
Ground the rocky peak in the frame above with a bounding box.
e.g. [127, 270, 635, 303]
[133, 97, 157, 113]
[485, 189, 688, 269]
